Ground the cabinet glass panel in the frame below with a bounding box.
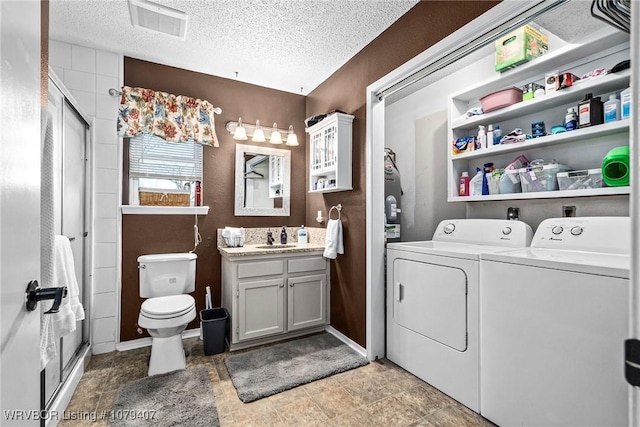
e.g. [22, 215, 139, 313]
[311, 133, 323, 171]
[324, 126, 336, 169]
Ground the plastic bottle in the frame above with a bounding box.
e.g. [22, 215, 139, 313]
[470, 168, 483, 196]
[578, 93, 604, 128]
[564, 107, 578, 131]
[280, 226, 287, 244]
[487, 125, 494, 149]
[493, 125, 502, 145]
[482, 162, 495, 195]
[459, 171, 471, 196]
[195, 181, 202, 206]
[621, 86, 632, 119]
[477, 125, 487, 150]
[297, 226, 308, 247]
[604, 94, 621, 123]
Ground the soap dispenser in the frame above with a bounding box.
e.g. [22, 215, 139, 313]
[297, 226, 308, 247]
[280, 226, 287, 245]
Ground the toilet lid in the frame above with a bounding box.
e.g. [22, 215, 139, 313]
[141, 295, 195, 319]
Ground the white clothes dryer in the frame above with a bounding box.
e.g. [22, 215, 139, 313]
[480, 217, 630, 427]
[386, 219, 533, 412]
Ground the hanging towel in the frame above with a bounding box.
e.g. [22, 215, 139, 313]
[323, 219, 344, 259]
[51, 235, 85, 340]
[40, 107, 57, 369]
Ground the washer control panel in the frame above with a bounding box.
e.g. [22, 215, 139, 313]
[432, 219, 533, 247]
[531, 217, 630, 254]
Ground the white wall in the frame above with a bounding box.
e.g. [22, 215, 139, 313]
[49, 40, 122, 354]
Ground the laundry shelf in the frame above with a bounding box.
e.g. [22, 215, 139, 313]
[448, 186, 629, 202]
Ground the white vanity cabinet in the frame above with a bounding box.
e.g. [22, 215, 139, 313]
[448, 29, 630, 202]
[221, 251, 329, 350]
[306, 112, 354, 193]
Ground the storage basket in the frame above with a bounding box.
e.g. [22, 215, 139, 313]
[518, 163, 571, 192]
[139, 188, 190, 206]
[557, 169, 603, 191]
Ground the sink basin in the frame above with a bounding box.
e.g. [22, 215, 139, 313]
[255, 244, 299, 249]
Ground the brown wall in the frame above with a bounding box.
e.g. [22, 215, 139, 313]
[305, 1, 500, 347]
[121, 58, 306, 341]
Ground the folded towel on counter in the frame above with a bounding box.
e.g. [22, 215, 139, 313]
[222, 227, 245, 247]
[323, 219, 344, 259]
[51, 235, 85, 340]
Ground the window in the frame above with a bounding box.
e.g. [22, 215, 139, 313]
[127, 133, 203, 205]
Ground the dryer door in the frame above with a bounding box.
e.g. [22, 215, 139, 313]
[392, 258, 467, 351]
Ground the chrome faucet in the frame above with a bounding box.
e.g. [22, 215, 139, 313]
[266, 231, 275, 245]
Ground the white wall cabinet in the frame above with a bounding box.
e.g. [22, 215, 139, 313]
[448, 29, 630, 202]
[306, 112, 354, 193]
[221, 252, 329, 350]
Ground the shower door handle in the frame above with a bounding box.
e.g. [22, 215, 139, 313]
[25, 280, 68, 314]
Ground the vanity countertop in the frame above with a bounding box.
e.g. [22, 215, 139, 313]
[218, 243, 325, 257]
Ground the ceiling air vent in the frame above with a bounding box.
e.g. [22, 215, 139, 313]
[128, 0, 188, 39]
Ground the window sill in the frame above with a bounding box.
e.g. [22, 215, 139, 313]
[121, 206, 210, 215]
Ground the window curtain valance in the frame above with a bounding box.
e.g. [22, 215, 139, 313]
[117, 86, 220, 147]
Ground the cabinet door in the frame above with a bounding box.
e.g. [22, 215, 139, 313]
[238, 278, 285, 341]
[287, 274, 327, 331]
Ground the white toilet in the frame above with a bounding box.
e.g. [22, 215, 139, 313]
[137, 252, 197, 376]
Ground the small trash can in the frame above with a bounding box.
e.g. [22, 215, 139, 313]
[200, 307, 228, 356]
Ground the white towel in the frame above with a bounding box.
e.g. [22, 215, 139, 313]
[40, 108, 56, 369]
[323, 219, 344, 259]
[51, 235, 85, 340]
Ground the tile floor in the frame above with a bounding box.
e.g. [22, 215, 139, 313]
[59, 336, 494, 426]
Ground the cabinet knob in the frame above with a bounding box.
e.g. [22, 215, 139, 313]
[289, 283, 294, 287]
[279, 283, 284, 288]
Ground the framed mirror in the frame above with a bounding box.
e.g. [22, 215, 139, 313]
[235, 143, 291, 216]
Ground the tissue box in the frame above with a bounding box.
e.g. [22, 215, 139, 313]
[495, 24, 548, 72]
[139, 188, 190, 206]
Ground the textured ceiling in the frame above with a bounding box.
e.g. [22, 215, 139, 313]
[49, 0, 419, 95]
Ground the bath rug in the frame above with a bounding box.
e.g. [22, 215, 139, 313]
[225, 332, 368, 403]
[109, 367, 218, 427]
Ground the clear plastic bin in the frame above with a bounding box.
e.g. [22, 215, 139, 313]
[557, 168, 603, 191]
[499, 170, 522, 194]
[519, 163, 571, 192]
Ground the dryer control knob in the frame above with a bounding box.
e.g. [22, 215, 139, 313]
[502, 227, 512, 235]
[552, 225, 564, 235]
[570, 226, 584, 236]
[443, 223, 455, 234]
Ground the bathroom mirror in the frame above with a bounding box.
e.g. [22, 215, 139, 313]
[235, 143, 291, 216]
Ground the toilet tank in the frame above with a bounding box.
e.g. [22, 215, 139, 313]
[138, 253, 197, 298]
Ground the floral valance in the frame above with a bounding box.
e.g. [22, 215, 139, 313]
[117, 86, 219, 147]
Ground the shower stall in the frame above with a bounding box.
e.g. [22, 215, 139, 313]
[43, 72, 92, 421]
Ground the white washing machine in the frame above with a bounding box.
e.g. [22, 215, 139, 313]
[481, 217, 630, 427]
[386, 219, 533, 412]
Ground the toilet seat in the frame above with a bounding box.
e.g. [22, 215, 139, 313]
[140, 295, 195, 319]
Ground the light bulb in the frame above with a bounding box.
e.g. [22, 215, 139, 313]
[285, 125, 299, 146]
[252, 120, 265, 142]
[269, 123, 282, 144]
[233, 117, 247, 140]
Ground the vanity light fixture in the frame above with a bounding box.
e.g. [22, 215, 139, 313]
[225, 120, 298, 145]
[232, 117, 248, 140]
[285, 125, 299, 146]
[252, 120, 266, 142]
[269, 123, 283, 144]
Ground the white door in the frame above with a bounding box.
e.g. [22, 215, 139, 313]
[0, 1, 42, 425]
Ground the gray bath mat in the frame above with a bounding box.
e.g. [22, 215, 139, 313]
[109, 367, 218, 427]
[225, 332, 368, 403]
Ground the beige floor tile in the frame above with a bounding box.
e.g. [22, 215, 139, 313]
[276, 395, 329, 426]
[395, 384, 452, 418]
[266, 385, 310, 409]
[310, 386, 362, 419]
[329, 407, 378, 427]
[364, 395, 422, 427]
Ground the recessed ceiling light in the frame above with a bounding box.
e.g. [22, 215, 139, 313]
[128, 0, 188, 39]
